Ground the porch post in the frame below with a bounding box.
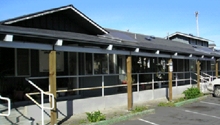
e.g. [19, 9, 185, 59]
[168, 58, 173, 101]
[216, 60, 218, 78]
[127, 55, 133, 111]
[197, 60, 201, 89]
[49, 51, 57, 125]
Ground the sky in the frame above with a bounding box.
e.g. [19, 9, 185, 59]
[0, 0, 220, 47]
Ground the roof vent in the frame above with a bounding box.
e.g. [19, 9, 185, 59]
[189, 34, 194, 36]
[145, 36, 152, 41]
[150, 36, 155, 39]
[192, 45, 197, 48]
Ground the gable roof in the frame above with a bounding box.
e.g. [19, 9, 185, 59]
[167, 32, 213, 43]
[0, 4, 108, 35]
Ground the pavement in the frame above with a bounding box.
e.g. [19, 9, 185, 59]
[114, 95, 220, 125]
[58, 95, 185, 125]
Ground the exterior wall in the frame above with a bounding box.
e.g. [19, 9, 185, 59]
[24, 84, 191, 122]
[170, 35, 209, 47]
[171, 36, 189, 44]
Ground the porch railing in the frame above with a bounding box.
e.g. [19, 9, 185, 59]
[26, 71, 195, 97]
[25, 78, 54, 125]
[0, 95, 10, 116]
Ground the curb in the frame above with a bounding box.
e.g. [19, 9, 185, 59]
[84, 109, 155, 125]
[174, 95, 208, 107]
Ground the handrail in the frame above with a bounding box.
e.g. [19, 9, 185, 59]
[0, 95, 10, 116]
[202, 72, 216, 80]
[25, 78, 54, 125]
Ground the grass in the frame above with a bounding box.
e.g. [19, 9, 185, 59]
[132, 105, 148, 113]
[158, 101, 175, 107]
[158, 93, 208, 107]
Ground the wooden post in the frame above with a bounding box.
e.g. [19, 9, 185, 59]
[168, 59, 173, 101]
[197, 60, 201, 89]
[126, 56, 132, 111]
[49, 51, 57, 125]
[216, 60, 218, 78]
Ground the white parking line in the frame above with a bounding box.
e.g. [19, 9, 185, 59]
[200, 101, 220, 106]
[139, 118, 159, 125]
[185, 110, 220, 119]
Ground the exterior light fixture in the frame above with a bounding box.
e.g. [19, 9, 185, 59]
[174, 52, 178, 56]
[4, 34, 13, 42]
[55, 39, 63, 46]
[107, 44, 113, 50]
[135, 48, 139, 52]
[155, 50, 160, 54]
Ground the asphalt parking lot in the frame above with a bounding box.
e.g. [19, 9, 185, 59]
[114, 96, 220, 125]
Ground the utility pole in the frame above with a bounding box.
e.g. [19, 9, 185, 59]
[195, 11, 199, 37]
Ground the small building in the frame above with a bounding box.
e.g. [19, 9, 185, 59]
[0, 5, 220, 124]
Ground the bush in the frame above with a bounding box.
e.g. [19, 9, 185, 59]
[183, 87, 201, 99]
[86, 110, 106, 123]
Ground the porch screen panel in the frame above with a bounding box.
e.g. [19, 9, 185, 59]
[17, 49, 29, 75]
[109, 54, 117, 74]
[86, 53, 92, 75]
[0, 48, 15, 76]
[94, 54, 108, 74]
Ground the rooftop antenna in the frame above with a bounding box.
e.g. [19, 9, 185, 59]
[195, 11, 199, 37]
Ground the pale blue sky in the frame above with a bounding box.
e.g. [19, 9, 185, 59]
[1, 0, 220, 46]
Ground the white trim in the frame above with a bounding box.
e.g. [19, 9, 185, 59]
[4, 6, 108, 34]
[69, 7, 108, 34]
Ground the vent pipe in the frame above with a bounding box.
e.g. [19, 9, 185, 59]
[195, 11, 199, 37]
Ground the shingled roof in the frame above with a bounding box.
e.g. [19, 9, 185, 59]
[0, 4, 219, 59]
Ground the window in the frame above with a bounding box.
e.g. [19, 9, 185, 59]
[197, 41, 202, 46]
[190, 39, 196, 45]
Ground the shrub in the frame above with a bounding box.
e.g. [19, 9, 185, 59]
[86, 110, 106, 123]
[183, 87, 201, 99]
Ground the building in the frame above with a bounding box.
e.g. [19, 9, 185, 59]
[0, 5, 220, 124]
